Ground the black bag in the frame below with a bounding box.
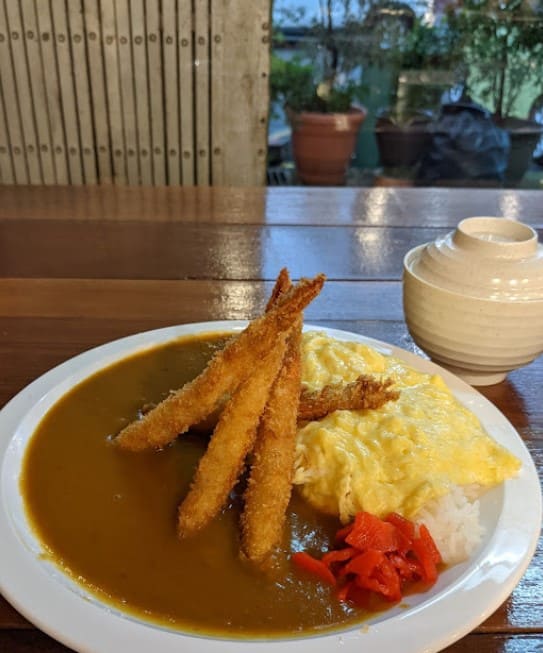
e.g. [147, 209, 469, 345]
[418, 102, 510, 184]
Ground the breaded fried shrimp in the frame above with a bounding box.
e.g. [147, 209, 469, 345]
[190, 269, 293, 435]
[265, 267, 291, 312]
[241, 319, 302, 564]
[177, 336, 288, 538]
[115, 274, 325, 451]
[188, 372, 399, 434]
[297, 374, 399, 422]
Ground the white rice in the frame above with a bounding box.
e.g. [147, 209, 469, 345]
[414, 485, 485, 565]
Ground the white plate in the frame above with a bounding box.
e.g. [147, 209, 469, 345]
[0, 322, 541, 653]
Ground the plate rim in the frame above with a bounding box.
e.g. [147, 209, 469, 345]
[0, 320, 541, 653]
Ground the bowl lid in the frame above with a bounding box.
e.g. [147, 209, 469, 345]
[405, 217, 543, 301]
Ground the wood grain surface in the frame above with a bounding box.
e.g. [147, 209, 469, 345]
[0, 185, 541, 653]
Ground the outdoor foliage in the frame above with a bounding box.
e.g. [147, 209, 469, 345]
[398, 17, 461, 70]
[271, 0, 417, 113]
[270, 55, 361, 112]
[449, 0, 543, 119]
[271, 0, 462, 115]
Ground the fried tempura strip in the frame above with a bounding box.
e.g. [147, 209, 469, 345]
[115, 274, 325, 451]
[191, 269, 294, 434]
[265, 267, 292, 312]
[192, 373, 399, 434]
[241, 318, 302, 564]
[177, 337, 288, 538]
[187, 376, 400, 432]
[297, 375, 399, 422]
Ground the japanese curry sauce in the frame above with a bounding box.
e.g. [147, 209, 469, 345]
[21, 333, 369, 637]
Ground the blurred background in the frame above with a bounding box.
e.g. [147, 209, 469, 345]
[269, 0, 543, 188]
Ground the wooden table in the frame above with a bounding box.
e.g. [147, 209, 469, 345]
[0, 185, 541, 653]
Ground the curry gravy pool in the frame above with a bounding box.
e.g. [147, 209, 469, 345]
[20, 332, 366, 637]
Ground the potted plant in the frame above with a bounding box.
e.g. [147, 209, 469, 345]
[374, 16, 462, 181]
[271, 1, 368, 185]
[449, 0, 543, 184]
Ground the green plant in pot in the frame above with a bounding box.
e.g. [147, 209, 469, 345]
[271, 1, 368, 185]
[374, 108, 434, 180]
[449, 0, 543, 184]
[374, 16, 462, 181]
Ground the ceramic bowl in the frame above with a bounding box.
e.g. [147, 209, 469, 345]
[403, 216, 543, 385]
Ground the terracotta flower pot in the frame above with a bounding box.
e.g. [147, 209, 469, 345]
[289, 107, 367, 185]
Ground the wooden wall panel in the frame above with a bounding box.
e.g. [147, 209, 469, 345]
[162, 0, 181, 186]
[33, 0, 70, 184]
[0, 63, 15, 183]
[0, 0, 29, 184]
[115, 0, 139, 185]
[83, 0, 113, 184]
[211, 0, 271, 185]
[146, 0, 165, 186]
[130, 0, 152, 185]
[178, 0, 194, 185]
[51, 0, 83, 184]
[194, 0, 210, 185]
[68, 0, 98, 184]
[4, 0, 42, 183]
[100, 0, 126, 184]
[20, 0, 55, 184]
[0, 0, 270, 187]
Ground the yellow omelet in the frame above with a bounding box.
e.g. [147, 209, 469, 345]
[294, 331, 521, 523]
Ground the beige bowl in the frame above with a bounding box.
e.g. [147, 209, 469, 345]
[403, 217, 543, 385]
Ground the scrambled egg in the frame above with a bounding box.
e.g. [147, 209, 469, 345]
[294, 331, 520, 523]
